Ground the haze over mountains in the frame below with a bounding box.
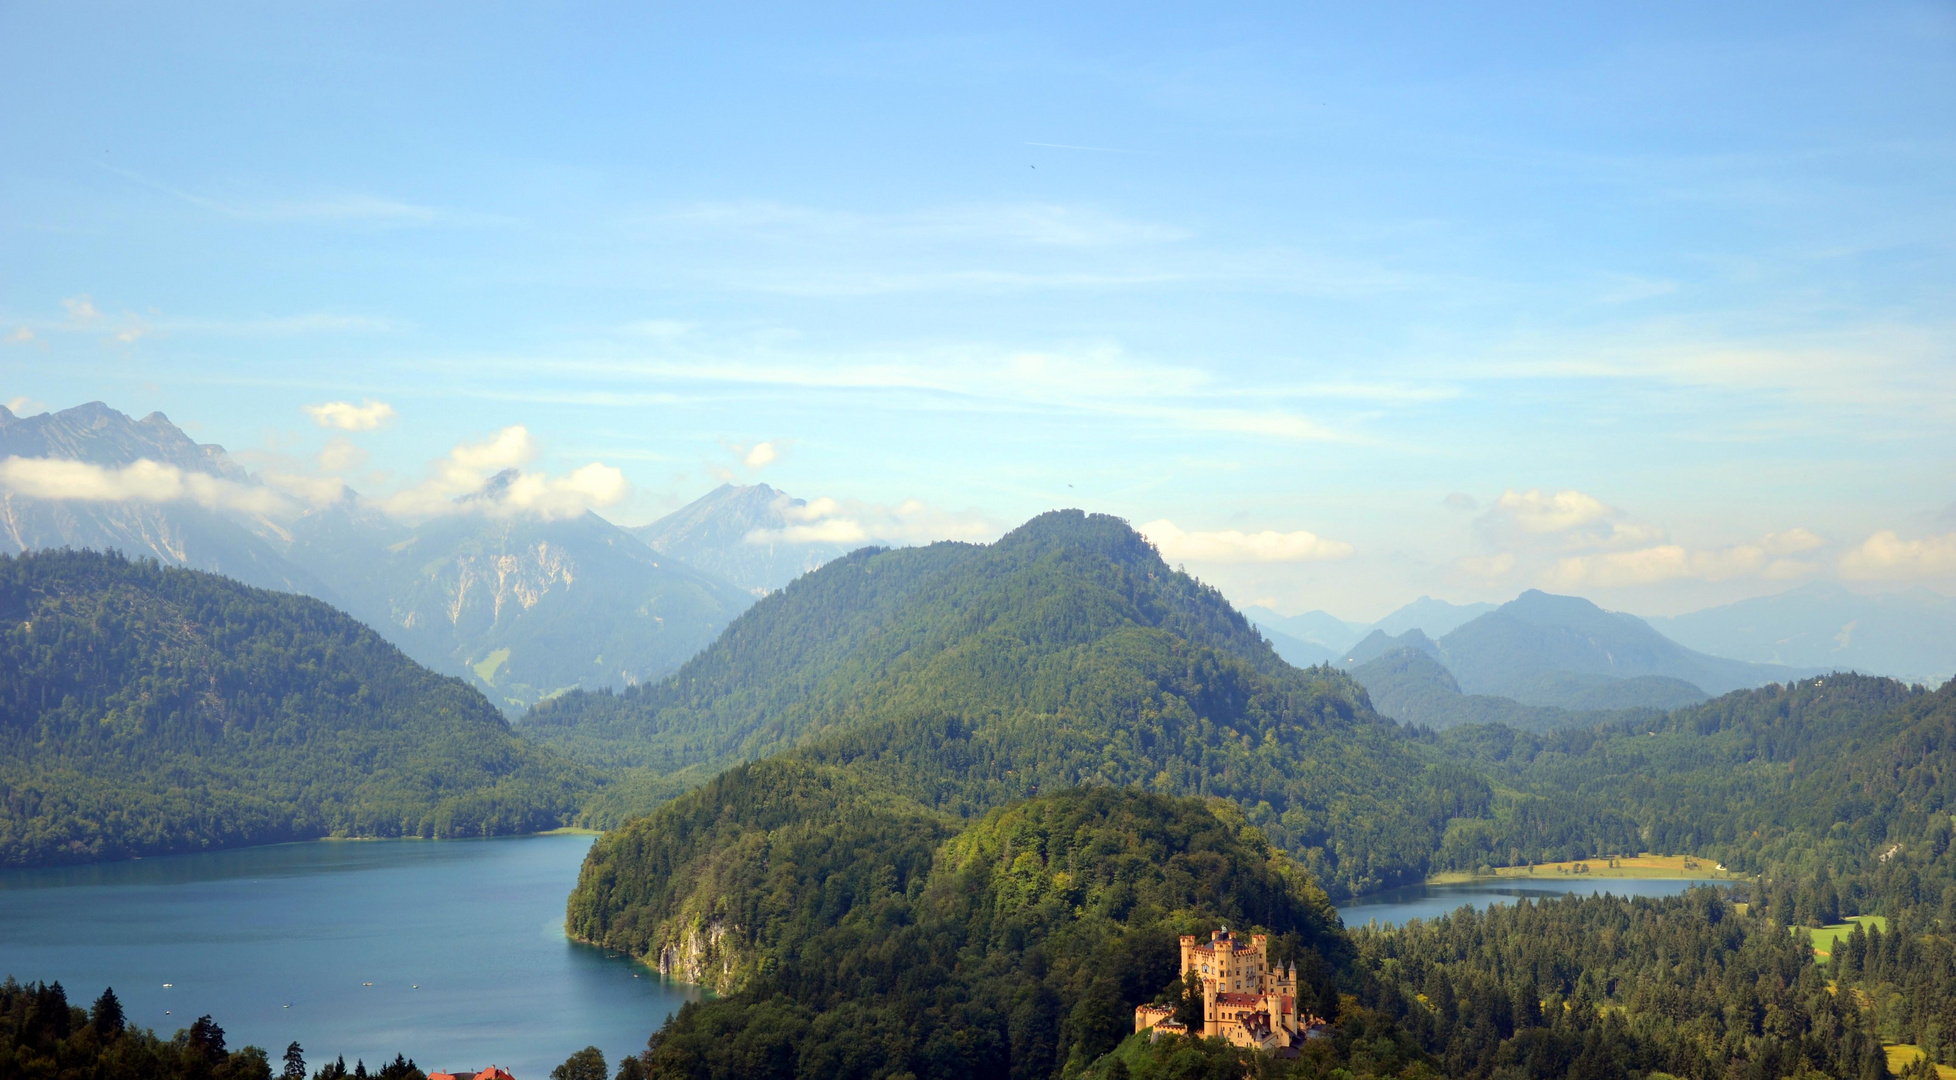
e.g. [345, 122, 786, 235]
[3, 400, 1949, 721]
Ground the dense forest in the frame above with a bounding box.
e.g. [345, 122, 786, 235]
[1418, 674, 1956, 1066]
[0, 549, 597, 866]
[0, 978, 424, 1080]
[1348, 890, 1894, 1080]
[536, 511, 1622, 899]
[576, 786, 1349, 1080]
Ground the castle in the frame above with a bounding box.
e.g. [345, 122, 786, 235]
[1133, 928, 1320, 1051]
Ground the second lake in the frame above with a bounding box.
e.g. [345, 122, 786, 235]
[1336, 876, 1732, 929]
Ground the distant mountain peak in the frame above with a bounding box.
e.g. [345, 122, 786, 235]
[632, 482, 851, 593]
[456, 467, 522, 505]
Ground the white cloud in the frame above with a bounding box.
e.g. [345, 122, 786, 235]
[304, 399, 397, 431]
[745, 494, 997, 549]
[742, 442, 778, 468]
[1544, 529, 1825, 589]
[376, 426, 624, 521]
[109, 317, 150, 345]
[8, 328, 31, 344]
[449, 426, 536, 471]
[6, 396, 45, 415]
[62, 296, 100, 322]
[318, 438, 368, 474]
[1839, 530, 1956, 580]
[1491, 489, 1614, 534]
[1139, 520, 1354, 564]
[495, 462, 630, 519]
[0, 456, 289, 516]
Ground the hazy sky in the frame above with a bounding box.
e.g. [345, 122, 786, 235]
[3, 2, 1952, 619]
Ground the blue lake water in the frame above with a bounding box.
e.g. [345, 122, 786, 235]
[1337, 876, 1731, 929]
[0, 834, 700, 1080]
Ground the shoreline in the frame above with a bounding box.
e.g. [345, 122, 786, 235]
[1424, 854, 1747, 886]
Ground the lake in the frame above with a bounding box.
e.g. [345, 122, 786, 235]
[1, 837, 1729, 1079]
[1337, 876, 1730, 929]
[0, 834, 699, 1080]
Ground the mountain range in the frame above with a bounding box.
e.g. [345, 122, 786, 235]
[1649, 580, 1956, 686]
[5, 399, 1950, 720]
[1320, 589, 1812, 729]
[1245, 597, 1494, 668]
[0, 403, 772, 710]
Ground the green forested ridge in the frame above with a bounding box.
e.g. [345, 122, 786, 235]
[582, 779, 1929, 1080]
[1432, 674, 1937, 880]
[535, 511, 1524, 899]
[0, 549, 595, 866]
[1422, 673, 1956, 1065]
[583, 786, 1350, 1080]
[1348, 890, 1894, 1080]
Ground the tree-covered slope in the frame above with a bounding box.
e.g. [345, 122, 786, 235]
[1433, 672, 1950, 880]
[0, 549, 595, 866]
[533, 511, 1473, 897]
[575, 785, 1347, 1080]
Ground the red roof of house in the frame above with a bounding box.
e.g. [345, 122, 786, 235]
[1214, 992, 1261, 1006]
[475, 1068, 515, 1080]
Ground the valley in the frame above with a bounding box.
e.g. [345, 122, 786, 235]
[5, 413, 1956, 1080]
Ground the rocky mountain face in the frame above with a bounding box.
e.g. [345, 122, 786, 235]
[295, 503, 752, 711]
[631, 483, 851, 594]
[0, 402, 332, 597]
[0, 402, 753, 711]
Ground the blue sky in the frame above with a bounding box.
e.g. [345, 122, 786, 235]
[3, 1, 1953, 619]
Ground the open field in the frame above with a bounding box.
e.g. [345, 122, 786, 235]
[1885, 1045, 1956, 1079]
[1428, 854, 1743, 884]
[1795, 916, 1888, 962]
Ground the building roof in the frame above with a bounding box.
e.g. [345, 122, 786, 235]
[1214, 992, 1262, 1006]
[474, 1068, 516, 1080]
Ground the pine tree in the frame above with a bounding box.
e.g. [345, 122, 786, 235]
[187, 1016, 226, 1063]
[91, 987, 124, 1037]
[283, 1042, 307, 1080]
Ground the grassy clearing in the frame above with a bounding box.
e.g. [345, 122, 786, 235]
[1794, 915, 1888, 961]
[1885, 1045, 1956, 1078]
[1429, 854, 1741, 884]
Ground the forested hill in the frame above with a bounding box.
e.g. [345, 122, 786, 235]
[531, 510, 1508, 898]
[526, 510, 1292, 775]
[0, 549, 595, 866]
[569, 783, 1350, 1080]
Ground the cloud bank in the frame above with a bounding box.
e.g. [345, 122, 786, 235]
[304, 399, 397, 431]
[1840, 530, 1956, 581]
[1544, 529, 1825, 589]
[0, 456, 293, 516]
[377, 426, 628, 521]
[1140, 520, 1354, 564]
[744, 494, 997, 548]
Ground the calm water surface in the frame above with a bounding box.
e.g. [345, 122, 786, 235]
[0, 835, 700, 1079]
[1338, 876, 1731, 929]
